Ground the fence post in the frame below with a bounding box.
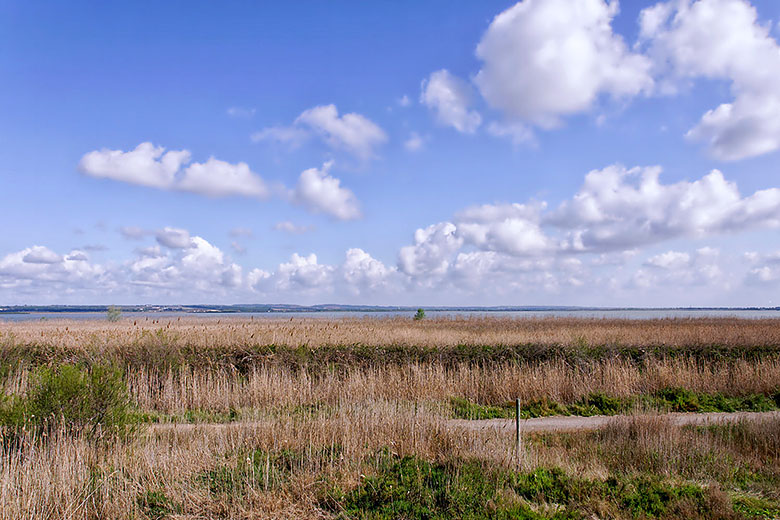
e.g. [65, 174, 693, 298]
[515, 398, 522, 466]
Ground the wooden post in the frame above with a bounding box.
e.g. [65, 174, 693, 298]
[515, 398, 522, 466]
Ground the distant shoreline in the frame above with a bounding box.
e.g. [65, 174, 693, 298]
[1, 304, 779, 315]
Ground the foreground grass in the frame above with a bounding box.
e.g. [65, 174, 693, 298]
[3, 411, 778, 519]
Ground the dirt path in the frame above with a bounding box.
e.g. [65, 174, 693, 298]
[149, 411, 780, 435]
[448, 410, 780, 433]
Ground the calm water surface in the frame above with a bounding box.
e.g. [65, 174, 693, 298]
[2, 309, 780, 322]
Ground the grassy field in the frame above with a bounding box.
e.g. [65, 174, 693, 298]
[1, 316, 779, 518]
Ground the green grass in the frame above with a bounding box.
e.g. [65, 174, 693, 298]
[451, 388, 780, 420]
[732, 494, 780, 519]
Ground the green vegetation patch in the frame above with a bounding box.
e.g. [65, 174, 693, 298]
[732, 494, 780, 519]
[322, 452, 736, 519]
[654, 387, 778, 413]
[136, 490, 181, 519]
[0, 362, 136, 440]
[451, 388, 780, 420]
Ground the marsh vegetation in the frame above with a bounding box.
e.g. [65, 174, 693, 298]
[1, 317, 779, 518]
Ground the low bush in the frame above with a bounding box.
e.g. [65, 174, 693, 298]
[0, 362, 135, 439]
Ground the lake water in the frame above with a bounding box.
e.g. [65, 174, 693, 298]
[2, 309, 780, 322]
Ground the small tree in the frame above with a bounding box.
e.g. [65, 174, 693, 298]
[107, 305, 122, 322]
[413, 308, 425, 321]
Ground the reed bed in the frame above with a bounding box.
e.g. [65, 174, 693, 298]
[1, 351, 778, 416]
[120, 356, 780, 414]
[3, 316, 780, 359]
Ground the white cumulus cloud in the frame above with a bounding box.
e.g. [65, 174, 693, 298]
[292, 162, 362, 221]
[342, 248, 397, 293]
[474, 0, 652, 128]
[640, 0, 780, 160]
[79, 142, 269, 198]
[550, 165, 780, 251]
[254, 104, 387, 160]
[79, 142, 190, 190]
[178, 157, 269, 198]
[398, 164, 780, 281]
[155, 227, 193, 249]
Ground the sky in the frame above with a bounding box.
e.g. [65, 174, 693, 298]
[2, 0, 780, 307]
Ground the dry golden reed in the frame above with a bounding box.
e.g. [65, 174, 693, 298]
[3, 315, 780, 352]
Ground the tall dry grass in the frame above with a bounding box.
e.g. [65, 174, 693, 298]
[2, 405, 777, 519]
[1, 356, 778, 416]
[123, 356, 780, 414]
[2, 318, 779, 415]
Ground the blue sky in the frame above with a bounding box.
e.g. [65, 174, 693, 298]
[2, 0, 780, 306]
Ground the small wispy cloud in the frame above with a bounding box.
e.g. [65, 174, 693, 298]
[227, 106, 256, 118]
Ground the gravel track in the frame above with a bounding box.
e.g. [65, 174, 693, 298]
[448, 410, 780, 433]
[148, 411, 780, 434]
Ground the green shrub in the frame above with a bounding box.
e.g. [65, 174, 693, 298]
[413, 308, 426, 321]
[0, 362, 134, 439]
[106, 305, 122, 322]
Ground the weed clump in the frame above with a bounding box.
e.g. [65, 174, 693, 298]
[136, 490, 180, 519]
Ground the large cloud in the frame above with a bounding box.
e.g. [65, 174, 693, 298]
[640, 0, 780, 160]
[550, 165, 780, 251]
[398, 164, 780, 281]
[398, 222, 463, 278]
[253, 104, 387, 160]
[341, 248, 398, 294]
[127, 234, 242, 292]
[0, 247, 109, 295]
[79, 142, 269, 198]
[474, 0, 653, 128]
[272, 253, 335, 293]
